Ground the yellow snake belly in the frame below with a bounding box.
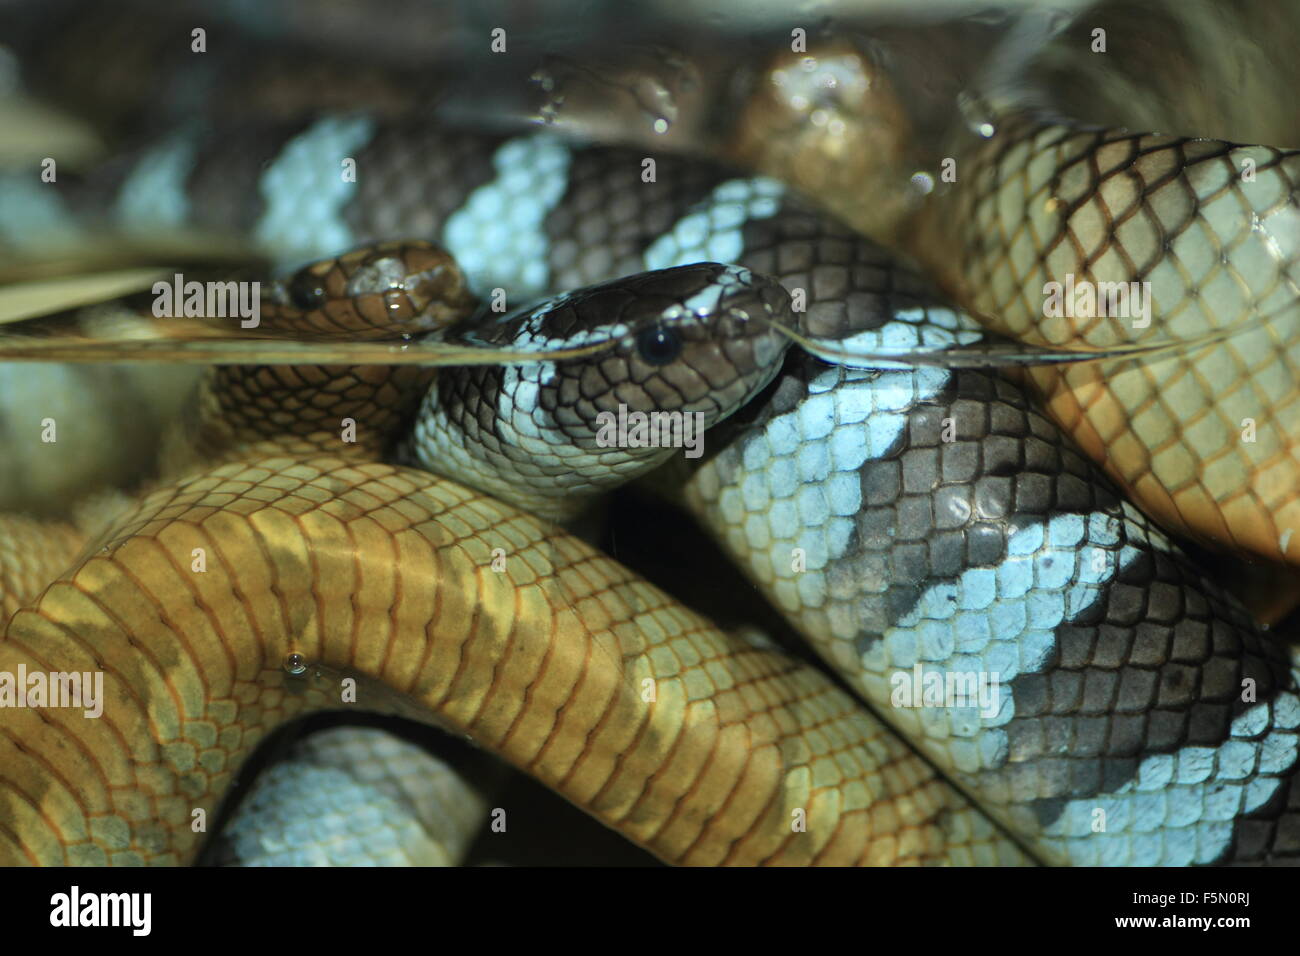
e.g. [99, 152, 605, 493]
[0, 240, 1030, 865]
[909, 114, 1300, 569]
[2, 0, 1299, 868]
[0, 454, 1028, 866]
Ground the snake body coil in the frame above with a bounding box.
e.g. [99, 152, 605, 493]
[2, 16, 1300, 866]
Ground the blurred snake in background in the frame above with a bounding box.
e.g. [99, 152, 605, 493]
[0, 0, 1299, 865]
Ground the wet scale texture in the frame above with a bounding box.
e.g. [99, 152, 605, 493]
[1, 104, 1298, 866]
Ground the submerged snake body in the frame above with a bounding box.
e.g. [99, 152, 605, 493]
[0, 455, 1030, 866]
[675, 322, 1300, 866]
[438, 241, 1300, 864]
[0, 215, 1031, 864]
[1, 112, 1299, 864]
[912, 114, 1300, 567]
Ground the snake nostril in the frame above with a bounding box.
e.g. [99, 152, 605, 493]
[635, 324, 683, 365]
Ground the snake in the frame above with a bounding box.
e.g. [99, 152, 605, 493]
[0, 245, 1035, 865]
[907, 113, 1300, 572]
[694, 28, 1300, 584]
[2, 2, 1300, 865]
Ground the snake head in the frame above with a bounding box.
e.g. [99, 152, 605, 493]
[412, 262, 793, 518]
[513, 261, 793, 433]
[262, 239, 477, 339]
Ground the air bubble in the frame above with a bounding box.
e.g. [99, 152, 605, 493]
[283, 653, 308, 675]
[956, 89, 998, 140]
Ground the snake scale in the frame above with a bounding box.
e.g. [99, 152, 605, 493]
[2, 0, 1299, 866]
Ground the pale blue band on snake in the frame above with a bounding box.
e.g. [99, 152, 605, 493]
[434, 250, 1300, 866]
[2, 111, 1299, 865]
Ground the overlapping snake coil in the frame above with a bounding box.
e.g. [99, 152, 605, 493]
[1, 0, 1298, 866]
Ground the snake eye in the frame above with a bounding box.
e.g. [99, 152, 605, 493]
[286, 268, 327, 311]
[635, 324, 682, 365]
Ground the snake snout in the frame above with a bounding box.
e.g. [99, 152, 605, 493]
[262, 239, 476, 339]
[347, 240, 477, 332]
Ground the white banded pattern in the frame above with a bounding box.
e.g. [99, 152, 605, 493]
[685, 337, 1300, 865]
[114, 130, 199, 233]
[219, 727, 490, 866]
[487, 304, 607, 449]
[442, 134, 572, 297]
[642, 177, 786, 271]
[706, 356, 953, 622]
[1041, 688, 1300, 865]
[699, 314, 984, 626]
[0, 172, 77, 252]
[864, 511, 1140, 761]
[813, 307, 984, 368]
[410, 299, 639, 512]
[255, 113, 376, 267]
